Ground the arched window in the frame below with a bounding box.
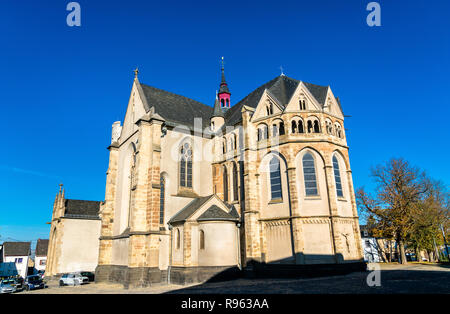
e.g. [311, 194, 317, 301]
[223, 166, 229, 202]
[160, 175, 165, 225]
[299, 95, 306, 110]
[313, 120, 320, 133]
[302, 153, 318, 196]
[291, 120, 297, 133]
[223, 139, 227, 154]
[199, 230, 205, 250]
[233, 163, 239, 201]
[269, 157, 282, 200]
[333, 156, 343, 197]
[279, 121, 285, 135]
[221, 99, 225, 107]
[272, 124, 278, 137]
[298, 120, 304, 133]
[257, 125, 268, 141]
[307, 120, 313, 133]
[176, 229, 181, 249]
[180, 142, 192, 188]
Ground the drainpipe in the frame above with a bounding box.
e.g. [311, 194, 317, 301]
[236, 222, 242, 270]
[167, 224, 173, 285]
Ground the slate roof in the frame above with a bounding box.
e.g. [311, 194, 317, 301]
[2, 242, 30, 257]
[222, 75, 330, 127]
[197, 205, 239, 222]
[211, 96, 224, 118]
[140, 83, 213, 129]
[64, 199, 101, 219]
[169, 195, 239, 224]
[139, 74, 335, 131]
[35, 239, 49, 257]
[169, 195, 213, 224]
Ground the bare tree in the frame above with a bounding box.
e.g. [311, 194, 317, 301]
[356, 158, 428, 264]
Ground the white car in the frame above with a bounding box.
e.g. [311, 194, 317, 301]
[59, 273, 89, 286]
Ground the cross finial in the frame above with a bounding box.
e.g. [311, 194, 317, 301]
[134, 67, 139, 79]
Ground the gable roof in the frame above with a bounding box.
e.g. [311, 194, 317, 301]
[168, 195, 239, 224]
[197, 205, 239, 222]
[140, 83, 213, 129]
[35, 239, 49, 257]
[64, 199, 101, 219]
[2, 242, 30, 257]
[223, 75, 330, 127]
[169, 195, 213, 224]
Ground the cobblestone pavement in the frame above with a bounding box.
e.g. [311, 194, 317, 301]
[20, 263, 450, 294]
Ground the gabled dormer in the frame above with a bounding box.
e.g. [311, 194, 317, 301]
[323, 87, 344, 119]
[251, 89, 283, 122]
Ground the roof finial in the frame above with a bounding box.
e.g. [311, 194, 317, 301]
[221, 56, 224, 70]
[279, 66, 285, 76]
[59, 183, 63, 193]
[134, 67, 139, 79]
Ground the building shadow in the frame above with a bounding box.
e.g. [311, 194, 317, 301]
[165, 253, 366, 291]
[164, 260, 450, 294]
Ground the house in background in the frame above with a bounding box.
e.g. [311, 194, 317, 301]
[360, 225, 382, 263]
[35, 239, 49, 272]
[46, 186, 101, 276]
[0, 242, 31, 278]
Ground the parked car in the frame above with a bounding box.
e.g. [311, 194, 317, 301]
[36, 270, 45, 279]
[59, 273, 89, 286]
[12, 277, 24, 292]
[24, 275, 45, 291]
[80, 271, 95, 282]
[0, 279, 17, 294]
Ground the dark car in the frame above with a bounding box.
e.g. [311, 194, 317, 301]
[24, 275, 45, 291]
[80, 271, 95, 282]
[13, 277, 24, 292]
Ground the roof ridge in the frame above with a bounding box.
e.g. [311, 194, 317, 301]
[140, 82, 209, 107]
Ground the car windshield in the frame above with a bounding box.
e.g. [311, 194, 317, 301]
[28, 276, 40, 281]
[2, 280, 14, 284]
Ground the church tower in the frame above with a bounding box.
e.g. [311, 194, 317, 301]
[218, 57, 231, 110]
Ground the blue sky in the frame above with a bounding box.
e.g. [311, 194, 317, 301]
[0, 0, 449, 242]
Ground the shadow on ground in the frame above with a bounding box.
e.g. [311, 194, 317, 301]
[165, 264, 450, 294]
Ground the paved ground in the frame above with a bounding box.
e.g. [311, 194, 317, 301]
[20, 263, 450, 294]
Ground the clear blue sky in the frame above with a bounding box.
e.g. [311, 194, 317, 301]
[0, 0, 449, 242]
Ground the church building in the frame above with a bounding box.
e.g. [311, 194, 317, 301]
[93, 61, 365, 287]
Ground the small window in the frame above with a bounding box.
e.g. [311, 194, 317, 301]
[302, 153, 318, 196]
[269, 157, 282, 200]
[176, 229, 181, 250]
[333, 156, 343, 197]
[199, 230, 205, 250]
[365, 240, 371, 248]
[313, 120, 320, 133]
[279, 122, 285, 135]
[40, 260, 46, 266]
[291, 120, 297, 133]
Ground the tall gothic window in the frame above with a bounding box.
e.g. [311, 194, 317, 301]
[333, 156, 343, 197]
[199, 230, 205, 250]
[303, 153, 318, 196]
[159, 175, 165, 225]
[269, 157, 282, 200]
[223, 166, 229, 202]
[233, 163, 239, 201]
[180, 142, 192, 188]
